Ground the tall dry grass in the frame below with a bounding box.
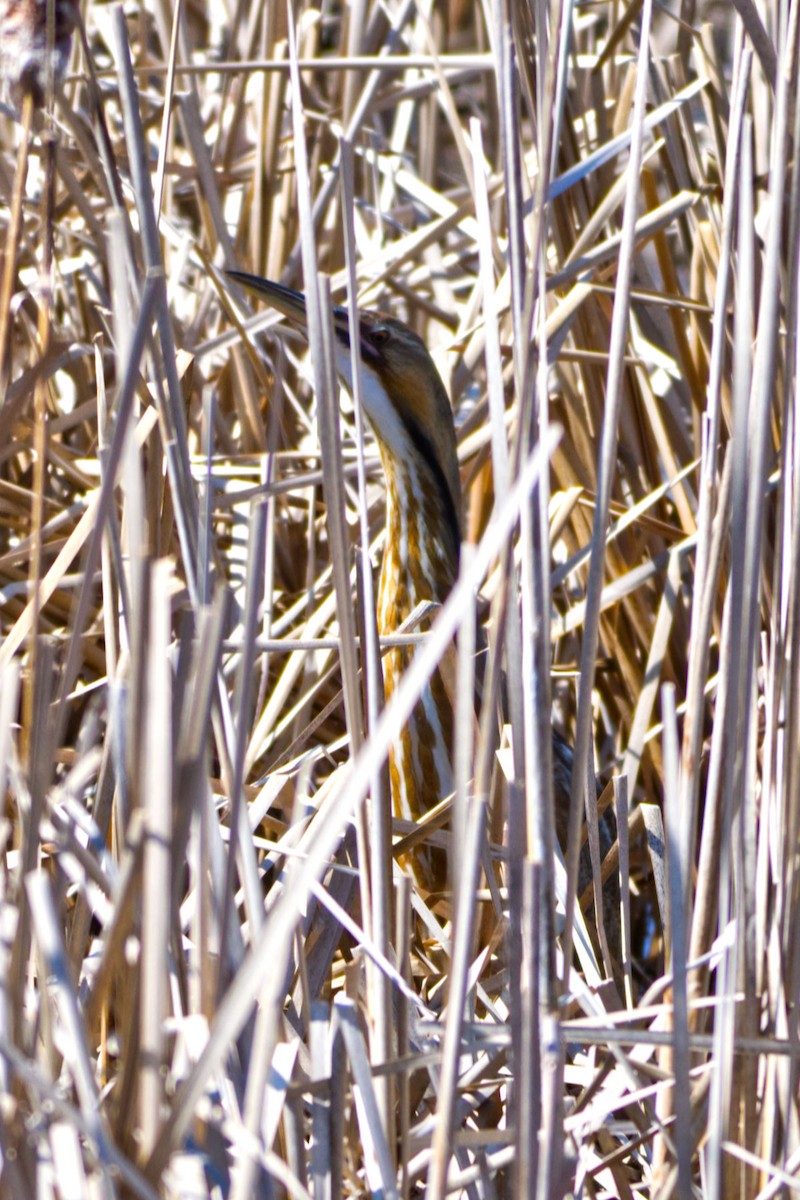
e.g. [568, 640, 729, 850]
[0, 0, 797, 1196]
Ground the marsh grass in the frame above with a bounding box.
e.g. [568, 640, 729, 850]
[0, 1, 797, 1196]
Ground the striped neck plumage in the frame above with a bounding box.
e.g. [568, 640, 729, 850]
[377, 439, 461, 636]
[333, 319, 462, 632]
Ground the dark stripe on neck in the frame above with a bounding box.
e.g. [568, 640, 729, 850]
[401, 413, 461, 570]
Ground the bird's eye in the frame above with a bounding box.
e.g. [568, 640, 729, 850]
[371, 327, 391, 347]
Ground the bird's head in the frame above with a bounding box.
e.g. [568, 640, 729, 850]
[226, 271, 462, 551]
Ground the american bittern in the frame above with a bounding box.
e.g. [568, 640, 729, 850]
[227, 272, 575, 892]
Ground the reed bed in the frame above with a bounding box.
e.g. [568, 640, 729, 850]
[0, 0, 797, 1196]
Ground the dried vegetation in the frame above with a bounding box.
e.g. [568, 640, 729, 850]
[0, 0, 797, 1196]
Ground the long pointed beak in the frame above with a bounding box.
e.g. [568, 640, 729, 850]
[226, 269, 357, 367]
[225, 271, 309, 328]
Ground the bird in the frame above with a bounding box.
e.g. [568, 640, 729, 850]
[225, 271, 576, 895]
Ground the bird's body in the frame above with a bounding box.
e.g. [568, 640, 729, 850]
[354, 315, 463, 887]
[226, 270, 625, 979]
[377, 431, 459, 888]
[228, 274, 464, 889]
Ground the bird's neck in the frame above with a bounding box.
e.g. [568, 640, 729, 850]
[377, 455, 461, 636]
